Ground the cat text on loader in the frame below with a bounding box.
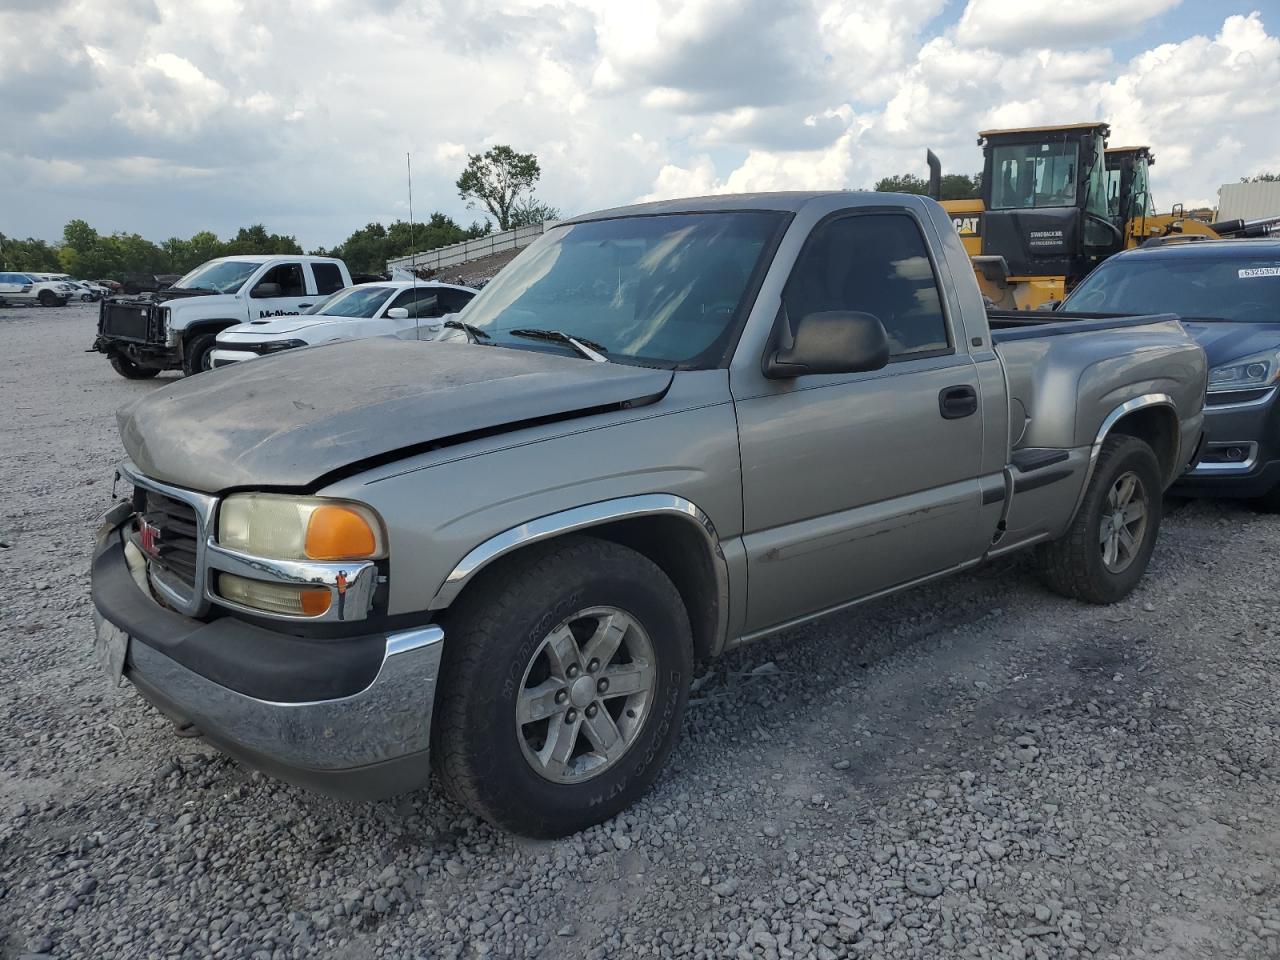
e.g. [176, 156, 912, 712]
[929, 122, 1121, 310]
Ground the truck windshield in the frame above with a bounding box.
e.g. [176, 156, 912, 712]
[991, 141, 1078, 209]
[1065, 256, 1280, 322]
[458, 211, 785, 367]
[309, 286, 393, 318]
[172, 261, 259, 294]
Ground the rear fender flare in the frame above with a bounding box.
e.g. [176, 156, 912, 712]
[1070, 393, 1176, 520]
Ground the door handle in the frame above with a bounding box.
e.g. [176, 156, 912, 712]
[297, 303, 312, 309]
[939, 384, 978, 419]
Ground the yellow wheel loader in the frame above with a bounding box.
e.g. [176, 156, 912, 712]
[928, 125, 1280, 310]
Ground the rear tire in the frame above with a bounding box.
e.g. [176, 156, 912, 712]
[110, 355, 160, 380]
[182, 333, 216, 376]
[1035, 435, 1163, 604]
[432, 536, 693, 837]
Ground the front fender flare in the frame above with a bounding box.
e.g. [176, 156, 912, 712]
[426, 494, 730, 654]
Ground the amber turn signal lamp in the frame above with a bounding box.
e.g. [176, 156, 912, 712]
[305, 505, 378, 560]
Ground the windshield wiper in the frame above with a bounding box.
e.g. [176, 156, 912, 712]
[443, 319, 492, 343]
[509, 328, 609, 362]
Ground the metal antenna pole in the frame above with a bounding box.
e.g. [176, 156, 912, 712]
[407, 152, 419, 339]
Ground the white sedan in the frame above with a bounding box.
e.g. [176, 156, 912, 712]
[208, 279, 477, 367]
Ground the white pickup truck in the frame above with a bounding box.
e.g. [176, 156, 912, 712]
[91, 255, 352, 378]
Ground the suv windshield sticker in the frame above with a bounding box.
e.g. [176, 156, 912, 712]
[1239, 266, 1280, 278]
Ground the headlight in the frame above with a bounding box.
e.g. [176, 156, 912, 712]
[217, 494, 385, 561]
[258, 339, 308, 354]
[1208, 349, 1280, 393]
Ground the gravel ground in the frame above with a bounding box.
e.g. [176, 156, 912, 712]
[2, 301, 1279, 960]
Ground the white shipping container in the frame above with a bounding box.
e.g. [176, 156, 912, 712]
[1216, 181, 1280, 221]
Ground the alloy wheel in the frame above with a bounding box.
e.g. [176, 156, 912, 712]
[1099, 471, 1148, 573]
[515, 605, 656, 783]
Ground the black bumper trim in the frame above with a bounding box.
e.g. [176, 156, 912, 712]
[92, 535, 386, 702]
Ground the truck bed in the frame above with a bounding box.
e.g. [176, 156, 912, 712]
[987, 310, 1181, 342]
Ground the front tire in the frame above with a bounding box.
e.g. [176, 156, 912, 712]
[110, 355, 160, 380]
[1035, 435, 1163, 604]
[182, 333, 216, 376]
[37, 290, 58, 306]
[433, 537, 693, 837]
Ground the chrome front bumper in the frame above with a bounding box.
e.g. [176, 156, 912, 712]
[92, 517, 445, 800]
[126, 622, 444, 798]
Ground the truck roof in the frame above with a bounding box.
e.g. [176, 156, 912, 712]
[204, 254, 345, 264]
[565, 191, 893, 224]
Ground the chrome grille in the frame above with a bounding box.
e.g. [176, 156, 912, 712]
[120, 461, 217, 617]
[141, 490, 200, 588]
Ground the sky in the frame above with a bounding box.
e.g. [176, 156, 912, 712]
[2, 0, 1279, 251]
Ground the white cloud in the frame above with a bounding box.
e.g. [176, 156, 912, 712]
[956, 0, 1183, 51]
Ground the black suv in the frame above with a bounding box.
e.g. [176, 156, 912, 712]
[1062, 237, 1280, 506]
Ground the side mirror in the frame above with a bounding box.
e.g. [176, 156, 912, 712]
[386, 307, 410, 319]
[251, 282, 282, 298]
[1036, 300, 1061, 311]
[764, 311, 890, 379]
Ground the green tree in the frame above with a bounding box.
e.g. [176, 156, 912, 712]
[508, 197, 560, 228]
[223, 224, 303, 256]
[0, 234, 62, 272]
[62, 218, 100, 252]
[874, 172, 981, 200]
[1241, 172, 1280, 182]
[456, 145, 544, 230]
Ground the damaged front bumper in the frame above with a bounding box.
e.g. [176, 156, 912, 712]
[90, 508, 444, 800]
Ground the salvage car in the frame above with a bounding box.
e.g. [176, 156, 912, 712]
[92, 255, 352, 378]
[91, 192, 1206, 836]
[208, 280, 477, 367]
[1061, 237, 1280, 507]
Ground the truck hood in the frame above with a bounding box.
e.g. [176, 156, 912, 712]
[118, 338, 673, 492]
[1179, 319, 1280, 367]
[112, 288, 225, 307]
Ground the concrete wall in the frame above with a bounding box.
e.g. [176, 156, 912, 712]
[386, 221, 555, 273]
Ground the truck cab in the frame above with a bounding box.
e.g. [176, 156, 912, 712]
[1105, 145, 1156, 229]
[93, 255, 351, 378]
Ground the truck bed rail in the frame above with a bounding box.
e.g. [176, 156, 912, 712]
[988, 310, 1180, 342]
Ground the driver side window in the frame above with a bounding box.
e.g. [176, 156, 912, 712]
[390, 288, 441, 318]
[253, 263, 305, 297]
[783, 213, 951, 359]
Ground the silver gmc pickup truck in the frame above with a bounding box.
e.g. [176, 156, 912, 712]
[91, 192, 1206, 836]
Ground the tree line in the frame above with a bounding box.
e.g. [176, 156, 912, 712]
[1, 143, 560, 280]
[0, 214, 494, 281]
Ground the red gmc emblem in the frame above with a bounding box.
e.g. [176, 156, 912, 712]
[138, 518, 162, 558]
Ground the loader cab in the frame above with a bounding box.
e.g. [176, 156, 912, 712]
[1105, 146, 1156, 225]
[978, 122, 1119, 283]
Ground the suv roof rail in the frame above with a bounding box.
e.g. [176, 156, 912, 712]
[1140, 234, 1214, 249]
